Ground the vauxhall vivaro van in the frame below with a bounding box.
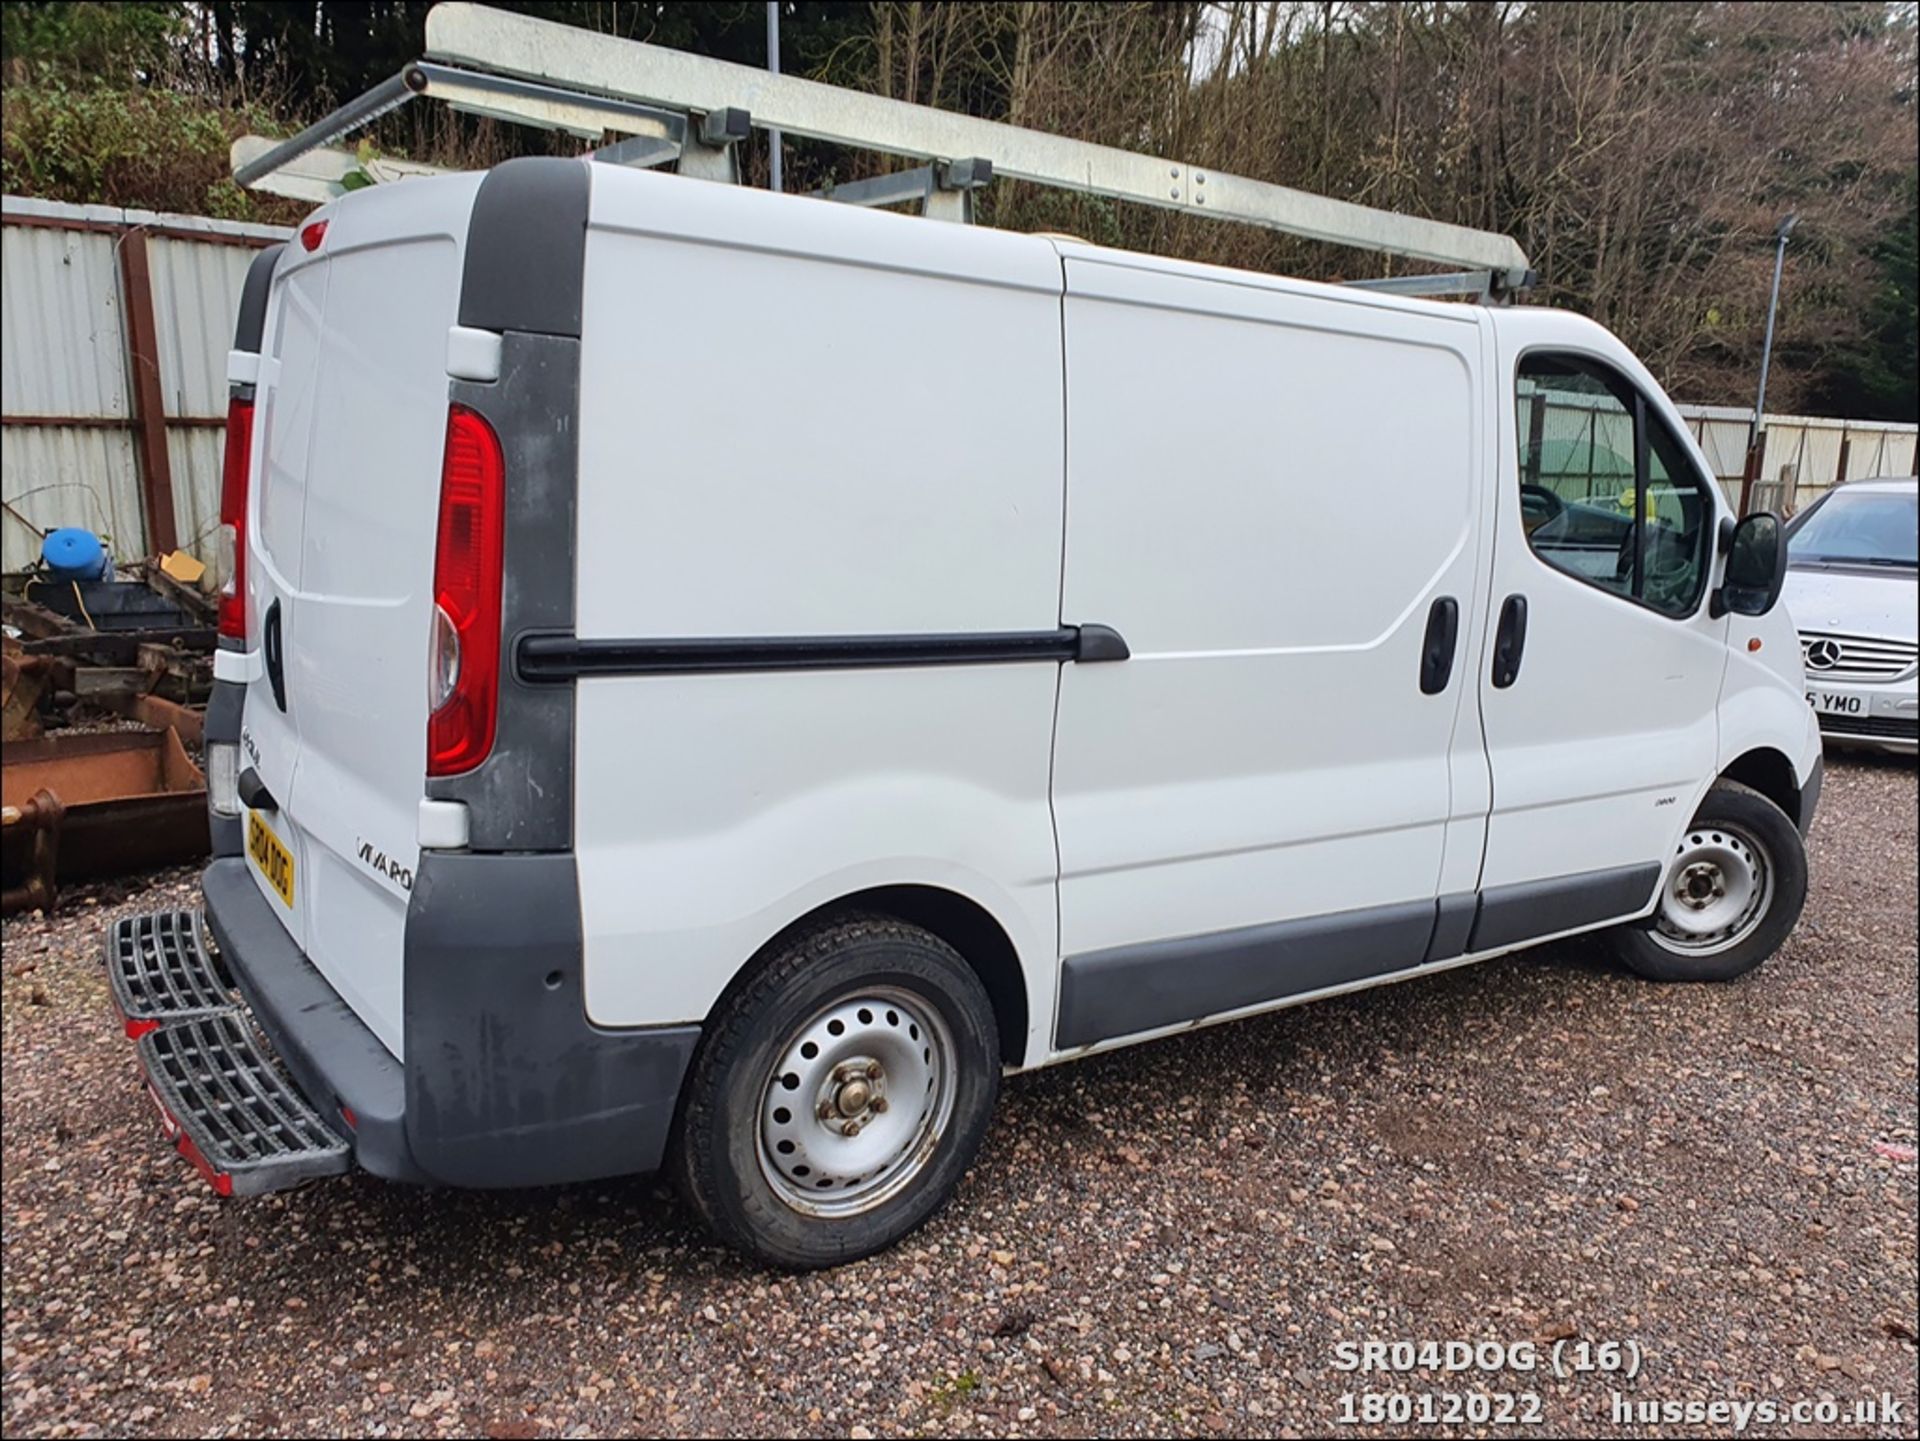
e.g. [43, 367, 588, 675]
[110, 158, 1823, 1267]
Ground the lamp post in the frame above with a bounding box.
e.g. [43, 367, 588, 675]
[767, 3, 783, 192]
[1742, 212, 1798, 514]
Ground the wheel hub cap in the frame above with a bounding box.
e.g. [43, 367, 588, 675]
[1653, 823, 1772, 956]
[758, 989, 955, 1216]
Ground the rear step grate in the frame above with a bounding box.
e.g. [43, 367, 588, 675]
[138, 1011, 351, 1196]
[106, 911, 238, 1036]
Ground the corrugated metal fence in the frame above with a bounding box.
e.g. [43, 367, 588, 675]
[1675, 404, 1917, 514]
[1, 196, 288, 580]
[3, 193, 1914, 582]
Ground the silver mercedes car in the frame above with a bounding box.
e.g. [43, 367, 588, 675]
[1782, 476, 1918, 755]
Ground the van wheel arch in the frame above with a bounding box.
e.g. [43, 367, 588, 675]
[712, 886, 1030, 1069]
[1718, 748, 1804, 832]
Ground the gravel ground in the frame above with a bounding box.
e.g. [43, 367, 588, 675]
[4, 757, 1915, 1439]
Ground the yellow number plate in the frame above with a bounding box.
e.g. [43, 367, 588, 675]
[246, 810, 295, 907]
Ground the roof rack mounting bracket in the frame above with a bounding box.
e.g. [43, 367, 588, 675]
[1343, 266, 1537, 302]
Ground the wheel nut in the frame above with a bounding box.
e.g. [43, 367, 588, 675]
[866, 1062, 883, 1080]
[872, 1097, 889, 1113]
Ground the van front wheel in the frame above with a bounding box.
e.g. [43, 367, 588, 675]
[671, 915, 1000, 1268]
[1610, 780, 1808, 983]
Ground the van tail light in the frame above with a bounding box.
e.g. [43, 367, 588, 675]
[216, 396, 255, 640]
[427, 404, 505, 777]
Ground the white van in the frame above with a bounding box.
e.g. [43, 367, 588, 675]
[112, 158, 1822, 1266]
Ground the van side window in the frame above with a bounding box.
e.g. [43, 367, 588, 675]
[1515, 355, 1711, 616]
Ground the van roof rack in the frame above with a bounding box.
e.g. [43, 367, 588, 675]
[232, 1, 1534, 302]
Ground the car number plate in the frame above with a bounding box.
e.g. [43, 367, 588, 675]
[247, 809, 295, 907]
[1806, 690, 1863, 717]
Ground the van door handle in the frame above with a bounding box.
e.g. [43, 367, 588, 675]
[1419, 596, 1460, 694]
[1491, 593, 1528, 689]
[237, 767, 277, 812]
[262, 598, 288, 712]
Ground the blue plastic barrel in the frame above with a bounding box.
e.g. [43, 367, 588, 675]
[41, 527, 110, 581]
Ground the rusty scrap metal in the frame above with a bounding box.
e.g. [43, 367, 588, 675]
[2, 643, 56, 740]
[1, 729, 208, 913]
[96, 691, 206, 747]
[0, 788, 64, 915]
[1, 593, 83, 643]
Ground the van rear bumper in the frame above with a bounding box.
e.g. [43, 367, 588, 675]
[203, 859, 427, 1182]
[202, 855, 700, 1189]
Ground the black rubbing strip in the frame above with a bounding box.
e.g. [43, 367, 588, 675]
[1425, 890, 1480, 962]
[1468, 862, 1662, 953]
[1054, 897, 1440, 1050]
[517, 628, 1090, 681]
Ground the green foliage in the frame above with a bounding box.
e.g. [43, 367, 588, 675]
[0, 0, 1910, 418]
[1, 81, 287, 221]
[1808, 173, 1920, 423]
[1, 2, 182, 79]
[0, 1, 295, 221]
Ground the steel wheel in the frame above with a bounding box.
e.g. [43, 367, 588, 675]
[756, 987, 957, 1217]
[1651, 821, 1774, 957]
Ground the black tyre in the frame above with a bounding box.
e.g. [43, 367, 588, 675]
[1609, 779, 1808, 982]
[670, 914, 1000, 1269]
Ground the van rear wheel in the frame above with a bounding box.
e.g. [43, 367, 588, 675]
[670, 915, 999, 1269]
[1610, 780, 1807, 982]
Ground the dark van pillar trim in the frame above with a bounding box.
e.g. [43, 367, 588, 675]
[428, 159, 592, 851]
[457, 158, 590, 339]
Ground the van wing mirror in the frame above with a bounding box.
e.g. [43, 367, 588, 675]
[1712, 511, 1785, 618]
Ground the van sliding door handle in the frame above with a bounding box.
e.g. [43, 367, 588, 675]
[1419, 596, 1460, 694]
[1491, 593, 1528, 689]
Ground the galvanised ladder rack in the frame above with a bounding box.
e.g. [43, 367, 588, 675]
[232, 1, 1534, 300]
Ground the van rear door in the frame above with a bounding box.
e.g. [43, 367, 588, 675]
[242, 175, 484, 1057]
[239, 242, 328, 957]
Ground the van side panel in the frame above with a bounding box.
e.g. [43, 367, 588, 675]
[571, 174, 1065, 1059]
[1051, 257, 1487, 1016]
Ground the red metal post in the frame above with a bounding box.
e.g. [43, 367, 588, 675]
[116, 227, 178, 557]
[1738, 423, 1762, 516]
